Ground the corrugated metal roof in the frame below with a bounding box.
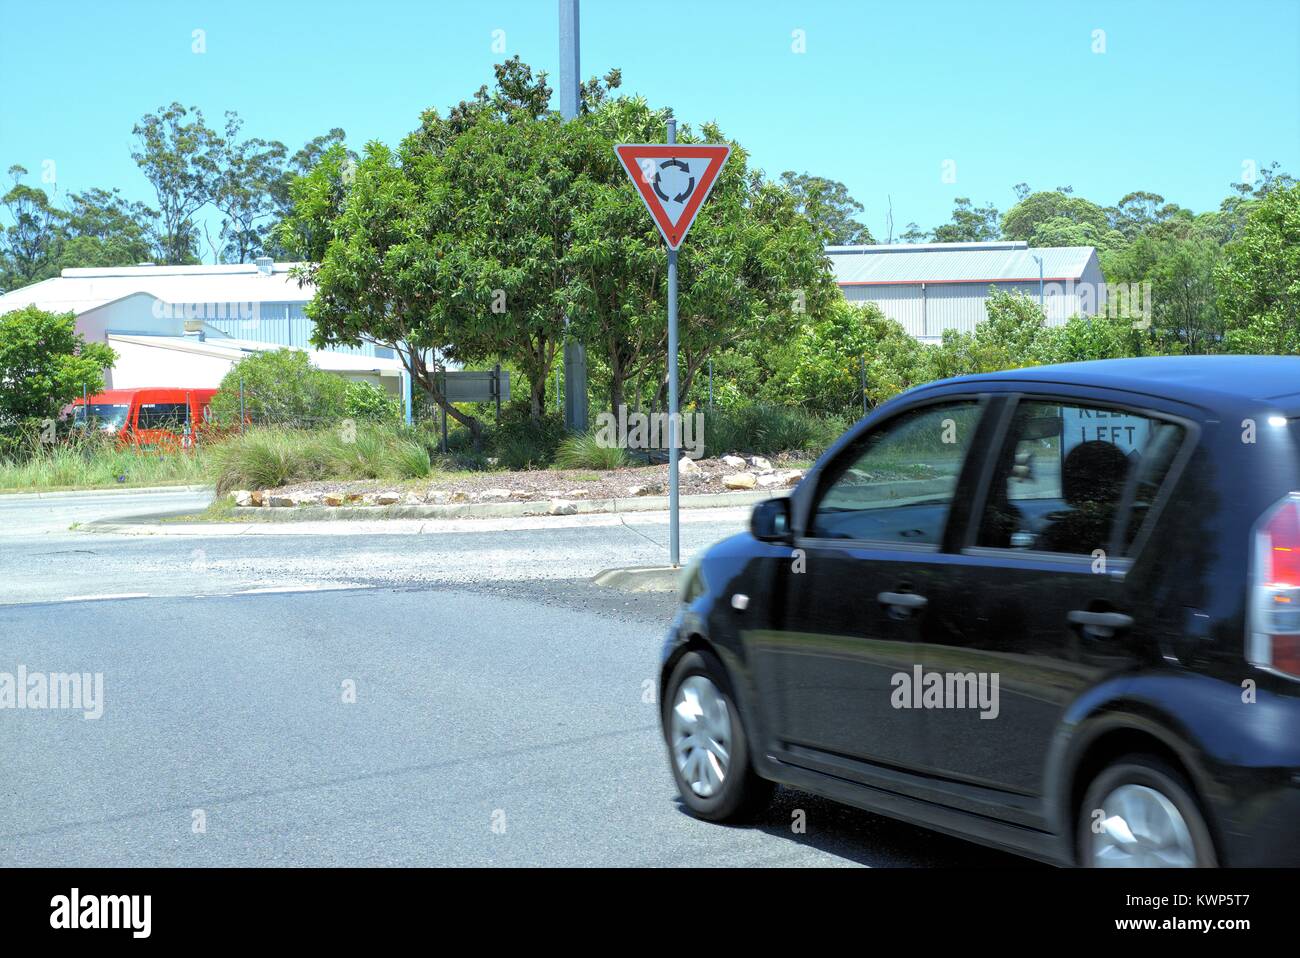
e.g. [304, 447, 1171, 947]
[0, 262, 315, 316]
[827, 242, 1097, 285]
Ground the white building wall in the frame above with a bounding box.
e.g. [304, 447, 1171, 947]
[104, 338, 238, 390]
[843, 277, 1101, 343]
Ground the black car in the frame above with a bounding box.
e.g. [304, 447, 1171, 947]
[660, 356, 1300, 867]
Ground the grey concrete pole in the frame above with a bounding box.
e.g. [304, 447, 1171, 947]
[559, 0, 588, 433]
[666, 117, 680, 567]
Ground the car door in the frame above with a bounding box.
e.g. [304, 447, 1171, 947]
[916, 392, 1194, 825]
[754, 394, 995, 779]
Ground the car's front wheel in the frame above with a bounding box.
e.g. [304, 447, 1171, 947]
[663, 649, 773, 821]
[1078, 755, 1218, 867]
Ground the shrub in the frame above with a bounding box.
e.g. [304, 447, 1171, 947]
[0, 306, 116, 459]
[702, 404, 845, 458]
[210, 349, 348, 427]
[489, 405, 567, 469]
[554, 431, 630, 470]
[344, 380, 402, 423]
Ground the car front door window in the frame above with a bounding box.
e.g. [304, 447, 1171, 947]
[810, 400, 982, 545]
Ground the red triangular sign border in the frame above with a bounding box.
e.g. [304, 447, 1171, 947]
[614, 144, 731, 249]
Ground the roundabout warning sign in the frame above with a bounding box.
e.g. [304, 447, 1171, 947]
[614, 143, 731, 249]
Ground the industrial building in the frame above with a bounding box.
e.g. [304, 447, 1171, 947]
[827, 241, 1106, 343]
[0, 259, 408, 395]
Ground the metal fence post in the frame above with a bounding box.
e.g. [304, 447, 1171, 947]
[239, 378, 245, 434]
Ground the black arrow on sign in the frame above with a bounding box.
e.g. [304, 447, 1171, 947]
[653, 158, 695, 204]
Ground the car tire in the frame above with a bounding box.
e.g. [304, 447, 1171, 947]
[1077, 755, 1218, 867]
[662, 649, 774, 822]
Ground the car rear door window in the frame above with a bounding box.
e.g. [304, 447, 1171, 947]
[809, 400, 981, 545]
[974, 400, 1184, 557]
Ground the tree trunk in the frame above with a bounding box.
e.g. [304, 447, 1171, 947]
[405, 350, 484, 449]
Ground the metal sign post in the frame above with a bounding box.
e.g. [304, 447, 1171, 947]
[666, 122, 680, 566]
[614, 129, 730, 567]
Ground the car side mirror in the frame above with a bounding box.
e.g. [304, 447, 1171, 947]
[751, 497, 792, 543]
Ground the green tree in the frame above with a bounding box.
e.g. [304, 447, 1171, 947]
[1, 165, 64, 286]
[212, 112, 288, 263]
[931, 197, 1000, 243]
[0, 306, 116, 454]
[1002, 190, 1123, 252]
[131, 102, 222, 264]
[209, 348, 348, 426]
[778, 300, 928, 412]
[778, 171, 875, 244]
[52, 187, 156, 270]
[1219, 184, 1300, 353]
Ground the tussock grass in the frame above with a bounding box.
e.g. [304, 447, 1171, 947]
[554, 432, 630, 470]
[211, 425, 434, 494]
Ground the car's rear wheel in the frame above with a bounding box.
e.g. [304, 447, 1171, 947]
[663, 649, 773, 822]
[1078, 755, 1217, 867]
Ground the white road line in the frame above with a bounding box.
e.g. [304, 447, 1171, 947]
[60, 592, 151, 602]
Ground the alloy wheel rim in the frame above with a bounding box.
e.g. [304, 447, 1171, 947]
[1090, 783, 1198, 867]
[670, 675, 732, 798]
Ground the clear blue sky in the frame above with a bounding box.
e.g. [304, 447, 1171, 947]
[1, 0, 1297, 250]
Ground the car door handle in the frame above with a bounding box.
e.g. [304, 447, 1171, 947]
[878, 592, 928, 610]
[1067, 610, 1134, 637]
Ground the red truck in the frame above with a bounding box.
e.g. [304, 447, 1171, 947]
[71, 388, 220, 450]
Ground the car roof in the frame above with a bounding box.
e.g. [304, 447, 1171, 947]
[921, 356, 1300, 407]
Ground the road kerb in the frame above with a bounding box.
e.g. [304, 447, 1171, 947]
[228, 487, 787, 522]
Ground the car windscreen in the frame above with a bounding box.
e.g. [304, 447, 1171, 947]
[74, 403, 130, 431]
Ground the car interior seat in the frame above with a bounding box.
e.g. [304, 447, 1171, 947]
[1037, 440, 1131, 555]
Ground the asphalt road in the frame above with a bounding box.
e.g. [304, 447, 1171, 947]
[0, 487, 1031, 867]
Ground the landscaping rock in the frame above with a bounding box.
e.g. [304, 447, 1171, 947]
[232, 490, 253, 507]
[721, 455, 747, 469]
[323, 493, 345, 507]
[679, 456, 702, 476]
[548, 499, 578, 516]
[756, 473, 785, 488]
[250, 490, 266, 507]
[268, 495, 295, 508]
[626, 483, 663, 497]
[426, 490, 451, 504]
[375, 492, 401, 506]
[474, 489, 511, 502]
[780, 469, 805, 487]
[448, 491, 470, 503]
[724, 472, 757, 490]
[749, 455, 774, 474]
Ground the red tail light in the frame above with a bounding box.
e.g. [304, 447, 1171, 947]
[1249, 494, 1300, 678]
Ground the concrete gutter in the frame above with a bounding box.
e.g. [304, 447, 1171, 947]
[591, 566, 682, 593]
